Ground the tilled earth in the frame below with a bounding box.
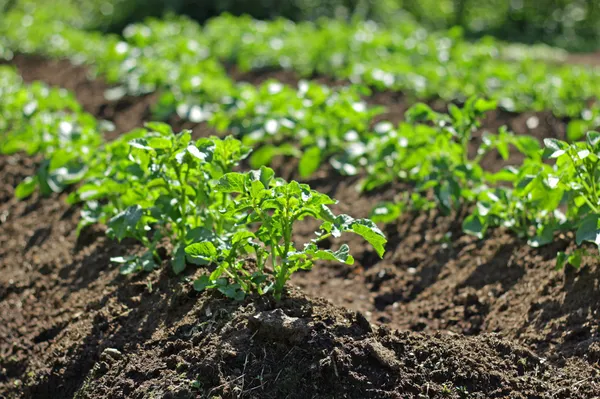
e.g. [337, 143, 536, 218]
[0, 55, 599, 398]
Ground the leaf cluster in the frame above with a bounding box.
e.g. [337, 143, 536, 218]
[0, 66, 103, 198]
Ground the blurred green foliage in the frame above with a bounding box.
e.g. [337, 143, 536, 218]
[400, 0, 600, 52]
[1, 0, 599, 51]
[0, 0, 391, 32]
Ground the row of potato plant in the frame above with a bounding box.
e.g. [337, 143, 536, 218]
[0, 67, 387, 300]
[2, 9, 600, 137]
[2, 53, 598, 273]
[464, 133, 600, 269]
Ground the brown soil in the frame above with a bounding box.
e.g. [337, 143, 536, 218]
[1, 55, 599, 398]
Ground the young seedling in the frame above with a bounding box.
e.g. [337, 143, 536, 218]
[73, 123, 250, 275]
[541, 132, 600, 269]
[186, 166, 387, 300]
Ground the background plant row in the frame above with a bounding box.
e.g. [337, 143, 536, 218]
[3, 0, 599, 52]
[1, 9, 600, 129]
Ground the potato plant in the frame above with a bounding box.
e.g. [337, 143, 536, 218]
[462, 160, 564, 246]
[186, 167, 387, 299]
[60, 122, 387, 299]
[463, 132, 600, 269]
[71, 123, 252, 275]
[0, 66, 103, 198]
[360, 98, 540, 215]
[542, 133, 600, 269]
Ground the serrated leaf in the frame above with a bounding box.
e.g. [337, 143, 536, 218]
[185, 242, 217, 265]
[308, 244, 354, 265]
[218, 172, 246, 193]
[350, 219, 387, 258]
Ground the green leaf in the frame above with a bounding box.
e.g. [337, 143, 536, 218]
[586, 131, 600, 150]
[298, 146, 321, 178]
[350, 219, 387, 258]
[107, 205, 143, 241]
[129, 138, 153, 150]
[473, 98, 497, 113]
[187, 143, 213, 162]
[448, 103, 463, 123]
[569, 250, 583, 269]
[249, 166, 275, 188]
[528, 225, 555, 248]
[144, 122, 173, 135]
[140, 252, 158, 272]
[462, 214, 485, 239]
[555, 252, 568, 271]
[568, 120, 588, 141]
[556, 250, 583, 270]
[249, 179, 267, 200]
[249, 145, 276, 168]
[405, 103, 437, 123]
[485, 167, 518, 183]
[111, 253, 156, 275]
[543, 138, 568, 159]
[193, 275, 212, 292]
[232, 231, 256, 245]
[186, 227, 217, 242]
[218, 172, 246, 193]
[513, 136, 541, 157]
[218, 284, 245, 301]
[185, 242, 217, 265]
[575, 214, 600, 246]
[14, 176, 38, 199]
[496, 141, 509, 160]
[308, 244, 354, 265]
[147, 137, 172, 150]
[370, 202, 403, 224]
[172, 245, 187, 275]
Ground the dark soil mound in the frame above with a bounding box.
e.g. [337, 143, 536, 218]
[1, 56, 599, 398]
[74, 289, 600, 399]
